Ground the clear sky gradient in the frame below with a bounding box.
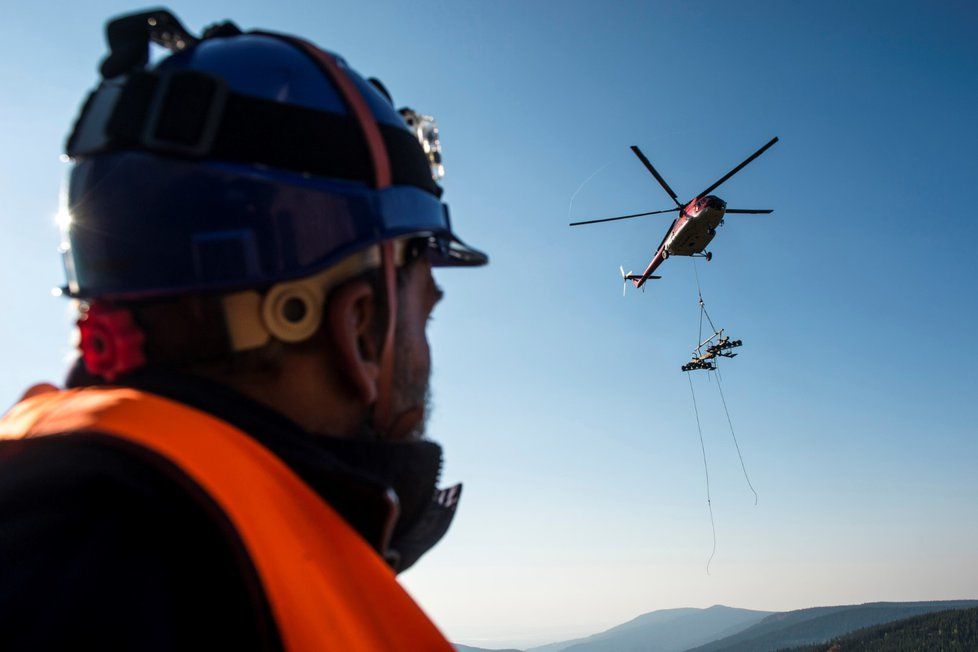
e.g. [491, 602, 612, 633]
[1, 1, 976, 648]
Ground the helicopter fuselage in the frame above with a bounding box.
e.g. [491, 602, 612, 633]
[664, 195, 726, 256]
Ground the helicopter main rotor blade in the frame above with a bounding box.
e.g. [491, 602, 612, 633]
[725, 209, 774, 214]
[569, 207, 680, 227]
[630, 146, 683, 208]
[695, 137, 779, 200]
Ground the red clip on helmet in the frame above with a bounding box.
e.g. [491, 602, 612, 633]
[61, 9, 487, 300]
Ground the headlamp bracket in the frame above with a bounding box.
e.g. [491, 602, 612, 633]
[399, 108, 444, 182]
[100, 9, 199, 79]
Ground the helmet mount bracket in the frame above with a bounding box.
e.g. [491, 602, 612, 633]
[100, 9, 200, 79]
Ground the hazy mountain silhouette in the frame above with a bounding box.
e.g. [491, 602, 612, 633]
[454, 600, 978, 652]
[455, 646, 523, 652]
[526, 605, 771, 652]
[686, 600, 978, 652]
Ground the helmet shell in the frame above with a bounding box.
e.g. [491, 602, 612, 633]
[63, 32, 484, 299]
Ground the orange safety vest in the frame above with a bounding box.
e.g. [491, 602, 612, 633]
[0, 387, 453, 652]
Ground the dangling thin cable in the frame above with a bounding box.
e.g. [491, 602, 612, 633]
[702, 303, 718, 335]
[697, 294, 705, 353]
[687, 373, 717, 574]
[713, 369, 758, 506]
[692, 259, 718, 334]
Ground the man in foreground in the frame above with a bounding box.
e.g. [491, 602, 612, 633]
[0, 8, 486, 650]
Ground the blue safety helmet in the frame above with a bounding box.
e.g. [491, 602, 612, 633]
[61, 9, 487, 300]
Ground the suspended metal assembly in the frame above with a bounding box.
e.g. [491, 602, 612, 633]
[681, 294, 743, 372]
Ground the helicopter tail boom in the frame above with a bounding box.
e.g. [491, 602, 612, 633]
[619, 265, 660, 295]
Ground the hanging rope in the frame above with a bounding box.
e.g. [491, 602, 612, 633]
[713, 369, 758, 505]
[698, 295, 705, 351]
[687, 373, 717, 575]
[692, 259, 718, 342]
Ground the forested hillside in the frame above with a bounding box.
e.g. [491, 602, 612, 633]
[786, 607, 978, 651]
[687, 601, 978, 651]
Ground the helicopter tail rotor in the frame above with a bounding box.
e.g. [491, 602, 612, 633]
[619, 266, 661, 295]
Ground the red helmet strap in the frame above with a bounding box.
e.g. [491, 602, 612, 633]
[256, 35, 405, 434]
[272, 34, 392, 189]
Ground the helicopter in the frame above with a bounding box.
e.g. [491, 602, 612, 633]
[570, 137, 779, 290]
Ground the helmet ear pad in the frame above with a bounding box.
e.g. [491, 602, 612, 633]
[223, 242, 402, 353]
[261, 281, 324, 343]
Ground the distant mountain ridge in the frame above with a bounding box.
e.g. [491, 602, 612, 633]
[685, 600, 978, 652]
[454, 599, 978, 652]
[526, 605, 772, 652]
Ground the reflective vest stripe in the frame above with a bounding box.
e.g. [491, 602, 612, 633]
[0, 387, 453, 652]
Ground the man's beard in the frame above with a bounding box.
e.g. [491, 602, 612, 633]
[358, 333, 432, 441]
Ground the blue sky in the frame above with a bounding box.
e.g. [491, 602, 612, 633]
[2, 1, 976, 648]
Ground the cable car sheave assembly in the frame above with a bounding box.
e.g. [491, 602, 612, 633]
[681, 293, 743, 373]
[680, 333, 742, 372]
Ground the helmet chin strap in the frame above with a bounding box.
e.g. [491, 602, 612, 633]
[373, 241, 398, 433]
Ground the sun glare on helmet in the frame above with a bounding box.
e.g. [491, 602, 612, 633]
[54, 207, 72, 230]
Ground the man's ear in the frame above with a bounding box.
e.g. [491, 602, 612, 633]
[325, 280, 380, 405]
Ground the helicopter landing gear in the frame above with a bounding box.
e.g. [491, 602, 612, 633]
[706, 251, 713, 262]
